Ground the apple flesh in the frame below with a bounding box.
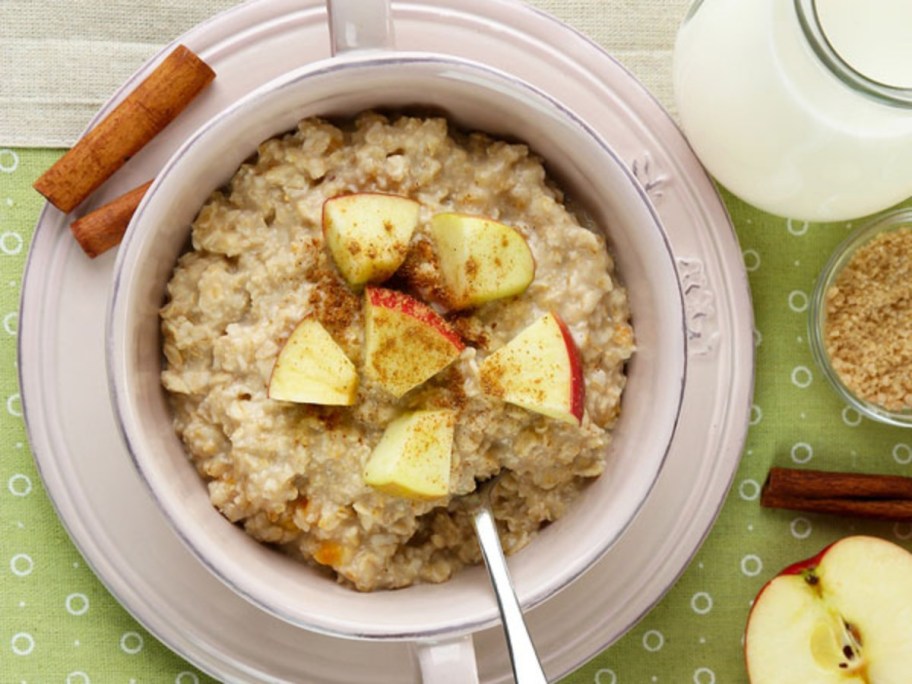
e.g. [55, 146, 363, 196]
[322, 193, 420, 287]
[362, 409, 456, 500]
[479, 311, 585, 424]
[363, 287, 465, 398]
[429, 212, 535, 310]
[268, 315, 358, 405]
[745, 535, 912, 683]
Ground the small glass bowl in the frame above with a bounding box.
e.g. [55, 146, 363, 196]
[808, 207, 912, 428]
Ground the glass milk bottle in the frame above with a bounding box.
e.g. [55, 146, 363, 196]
[673, 0, 912, 222]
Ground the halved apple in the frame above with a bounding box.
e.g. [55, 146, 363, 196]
[363, 287, 464, 398]
[267, 315, 358, 405]
[362, 409, 456, 500]
[745, 535, 912, 683]
[479, 311, 585, 424]
[322, 193, 420, 287]
[429, 212, 535, 309]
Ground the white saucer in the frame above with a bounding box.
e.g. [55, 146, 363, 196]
[18, 1, 753, 681]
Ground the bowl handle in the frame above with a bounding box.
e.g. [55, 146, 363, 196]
[326, 0, 395, 54]
[413, 635, 480, 683]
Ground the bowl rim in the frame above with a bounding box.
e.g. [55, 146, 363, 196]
[808, 206, 912, 427]
[106, 50, 689, 639]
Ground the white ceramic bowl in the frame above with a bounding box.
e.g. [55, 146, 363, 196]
[106, 10, 687, 674]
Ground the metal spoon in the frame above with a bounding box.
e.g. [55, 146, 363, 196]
[471, 480, 549, 683]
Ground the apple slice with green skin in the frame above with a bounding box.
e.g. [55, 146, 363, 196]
[268, 315, 358, 405]
[479, 311, 585, 425]
[429, 212, 535, 310]
[745, 535, 912, 683]
[363, 287, 465, 398]
[362, 409, 456, 500]
[322, 193, 420, 287]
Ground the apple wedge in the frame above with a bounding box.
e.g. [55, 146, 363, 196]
[362, 409, 456, 500]
[479, 312, 585, 424]
[322, 193, 420, 287]
[745, 535, 912, 683]
[429, 212, 535, 309]
[363, 287, 464, 398]
[268, 315, 358, 405]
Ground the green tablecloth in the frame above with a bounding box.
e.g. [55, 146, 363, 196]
[4, 144, 912, 682]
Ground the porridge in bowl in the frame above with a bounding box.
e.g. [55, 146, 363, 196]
[159, 111, 634, 592]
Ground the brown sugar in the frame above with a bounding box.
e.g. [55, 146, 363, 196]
[824, 227, 912, 411]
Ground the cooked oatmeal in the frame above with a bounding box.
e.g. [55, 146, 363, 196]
[160, 112, 634, 591]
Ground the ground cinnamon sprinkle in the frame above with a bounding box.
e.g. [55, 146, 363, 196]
[394, 236, 450, 305]
[824, 227, 912, 411]
[306, 261, 361, 339]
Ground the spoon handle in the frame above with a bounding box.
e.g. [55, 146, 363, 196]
[473, 505, 549, 684]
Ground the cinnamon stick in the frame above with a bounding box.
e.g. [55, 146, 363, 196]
[761, 467, 912, 521]
[70, 180, 152, 258]
[33, 45, 215, 213]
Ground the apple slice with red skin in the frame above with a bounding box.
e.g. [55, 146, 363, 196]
[268, 315, 358, 405]
[322, 193, 420, 287]
[363, 287, 464, 398]
[745, 535, 912, 683]
[429, 212, 535, 310]
[479, 311, 585, 425]
[362, 409, 456, 500]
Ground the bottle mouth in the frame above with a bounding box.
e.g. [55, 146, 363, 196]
[795, 0, 912, 107]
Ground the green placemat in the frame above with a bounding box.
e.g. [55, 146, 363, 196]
[3, 146, 912, 683]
